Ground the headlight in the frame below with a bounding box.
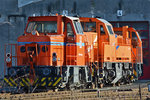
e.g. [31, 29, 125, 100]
[6, 57, 11, 63]
[6, 53, 11, 58]
[43, 68, 50, 76]
[52, 53, 57, 62]
[9, 68, 16, 76]
[20, 46, 26, 53]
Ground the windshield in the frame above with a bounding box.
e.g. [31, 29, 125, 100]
[26, 21, 57, 33]
[74, 21, 83, 34]
[107, 25, 114, 34]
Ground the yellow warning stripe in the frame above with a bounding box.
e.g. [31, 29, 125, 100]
[41, 82, 46, 86]
[48, 77, 52, 86]
[40, 77, 46, 86]
[22, 78, 29, 86]
[48, 77, 51, 81]
[48, 82, 52, 86]
[35, 83, 39, 87]
[34, 78, 39, 84]
[9, 78, 17, 86]
[4, 78, 13, 86]
[26, 78, 30, 83]
[53, 77, 61, 86]
[20, 82, 24, 86]
[41, 77, 46, 82]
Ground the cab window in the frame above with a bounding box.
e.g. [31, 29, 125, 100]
[132, 32, 137, 39]
[81, 22, 96, 32]
[67, 23, 74, 37]
[44, 22, 57, 33]
[26, 21, 57, 33]
[100, 25, 105, 35]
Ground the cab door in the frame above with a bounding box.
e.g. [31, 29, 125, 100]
[97, 23, 109, 43]
[97, 22, 115, 63]
[65, 19, 85, 66]
[97, 23, 108, 62]
[65, 20, 76, 65]
[74, 21, 85, 66]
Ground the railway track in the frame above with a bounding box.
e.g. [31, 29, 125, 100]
[0, 83, 149, 100]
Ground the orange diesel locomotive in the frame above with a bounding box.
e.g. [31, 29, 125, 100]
[80, 17, 143, 86]
[4, 15, 143, 91]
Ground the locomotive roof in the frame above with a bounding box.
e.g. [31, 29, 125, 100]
[66, 16, 79, 20]
[79, 17, 111, 25]
[97, 18, 110, 24]
[28, 15, 79, 22]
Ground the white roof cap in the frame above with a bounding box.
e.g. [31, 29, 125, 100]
[97, 18, 111, 24]
[66, 16, 79, 21]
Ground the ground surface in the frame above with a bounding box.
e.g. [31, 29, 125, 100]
[0, 82, 150, 100]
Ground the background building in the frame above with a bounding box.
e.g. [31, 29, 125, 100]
[0, 0, 150, 79]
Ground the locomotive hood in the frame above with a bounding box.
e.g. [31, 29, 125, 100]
[17, 34, 64, 66]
